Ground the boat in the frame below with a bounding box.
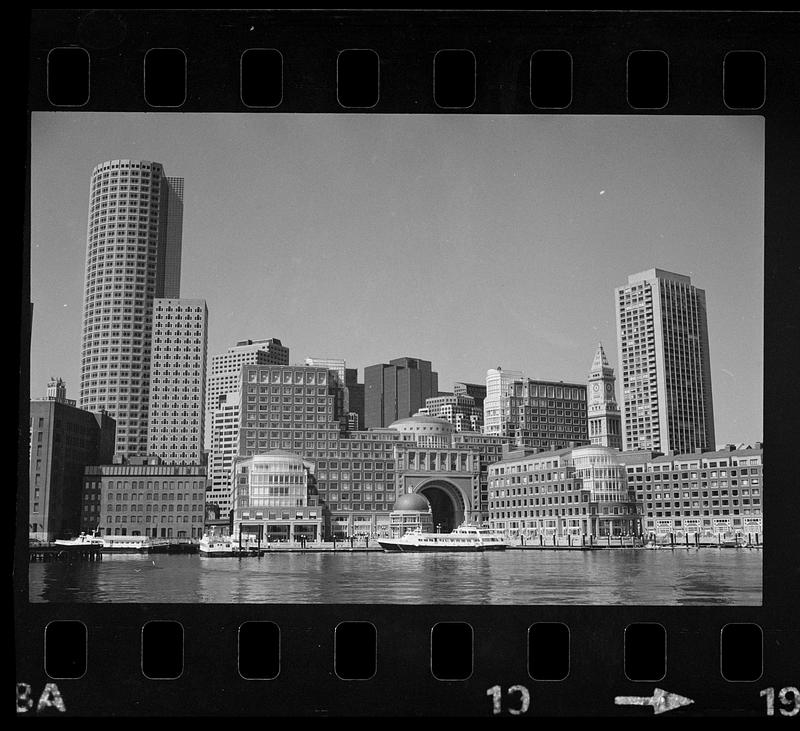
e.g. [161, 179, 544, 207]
[54, 531, 104, 547]
[377, 524, 508, 553]
[198, 533, 260, 556]
[101, 535, 169, 553]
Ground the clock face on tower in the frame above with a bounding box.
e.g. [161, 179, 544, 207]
[593, 383, 600, 392]
[605, 383, 612, 392]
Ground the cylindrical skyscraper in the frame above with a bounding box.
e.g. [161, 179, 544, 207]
[79, 159, 184, 458]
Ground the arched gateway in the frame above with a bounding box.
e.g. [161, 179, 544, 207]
[415, 480, 467, 533]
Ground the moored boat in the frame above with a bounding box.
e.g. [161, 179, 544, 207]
[377, 523, 507, 552]
[54, 531, 104, 547]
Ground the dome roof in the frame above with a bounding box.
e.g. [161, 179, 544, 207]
[388, 413, 455, 435]
[392, 493, 431, 512]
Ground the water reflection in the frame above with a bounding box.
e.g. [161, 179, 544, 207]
[30, 549, 762, 605]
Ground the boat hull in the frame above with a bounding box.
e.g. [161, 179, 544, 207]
[377, 540, 506, 553]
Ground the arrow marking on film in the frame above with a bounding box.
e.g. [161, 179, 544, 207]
[615, 688, 694, 715]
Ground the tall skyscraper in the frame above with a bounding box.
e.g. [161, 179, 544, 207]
[587, 343, 622, 449]
[147, 298, 208, 464]
[615, 268, 715, 454]
[204, 338, 289, 450]
[79, 159, 184, 458]
[364, 357, 439, 428]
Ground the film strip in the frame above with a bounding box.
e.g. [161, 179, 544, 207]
[18, 9, 799, 718]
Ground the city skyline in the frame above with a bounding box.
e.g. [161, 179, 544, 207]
[30, 113, 764, 446]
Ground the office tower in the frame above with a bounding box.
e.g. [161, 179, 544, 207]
[206, 392, 240, 517]
[587, 343, 622, 449]
[484, 368, 588, 447]
[483, 368, 524, 435]
[204, 338, 289, 449]
[147, 298, 208, 464]
[453, 382, 487, 411]
[421, 393, 483, 432]
[364, 357, 439, 428]
[344, 368, 365, 430]
[29, 382, 116, 541]
[79, 159, 184, 458]
[615, 269, 716, 453]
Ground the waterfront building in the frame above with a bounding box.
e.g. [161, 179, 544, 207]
[618, 444, 763, 538]
[587, 343, 622, 449]
[364, 357, 439, 428]
[83, 455, 206, 539]
[79, 159, 184, 458]
[387, 493, 434, 538]
[487, 444, 640, 538]
[615, 268, 715, 454]
[29, 382, 116, 541]
[204, 338, 289, 450]
[484, 368, 589, 448]
[420, 393, 483, 432]
[147, 298, 208, 464]
[231, 450, 324, 543]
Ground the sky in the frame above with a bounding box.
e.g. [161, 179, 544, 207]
[29, 113, 764, 447]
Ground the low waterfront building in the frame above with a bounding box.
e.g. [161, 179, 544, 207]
[231, 450, 324, 543]
[29, 381, 116, 541]
[619, 444, 763, 539]
[83, 456, 206, 539]
[487, 444, 640, 538]
[387, 492, 434, 538]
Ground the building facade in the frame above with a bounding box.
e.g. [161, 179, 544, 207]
[29, 388, 116, 541]
[231, 450, 324, 543]
[147, 298, 208, 464]
[206, 392, 239, 517]
[364, 357, 439, 428]
[484, 368, 589, 448]
[619, 444, 763, 539]
[204, 338, 289, 450]
[587, 342, 622, 449]
[615, 268, 716, 454]
[420, 394, 483, 432]
[453, 382, 487, 412]
[79, 159, 184, 458]
[83, 456, 206, 539]
[487, 445, 640, 538]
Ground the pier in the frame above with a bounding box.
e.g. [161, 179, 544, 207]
[29, 545, 103, 562]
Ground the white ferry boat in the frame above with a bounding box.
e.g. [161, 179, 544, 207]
[199, 533, 260, 556]
[101, 535, 168, 553]
[377, 524, 508, 553]
[54, 531, 104, 547]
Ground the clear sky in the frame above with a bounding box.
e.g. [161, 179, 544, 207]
[30, 113, 764, 446]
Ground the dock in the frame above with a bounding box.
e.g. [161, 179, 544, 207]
[29, 544, 103, 562]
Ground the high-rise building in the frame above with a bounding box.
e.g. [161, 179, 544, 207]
[587, 343, 622, 449]
[453, 382, 487, 411]
[420, 393, 483, 432]
[483, 368, 524, 435]
[615, 269, 715, 454]
[206, 392, 239, 517]
[147, 298, 208, 464]
[484, 368, 589, 447]
[29, 382, 116, 541]
[204, 339, 289, 449]
[364, 357, 439, 428]
[79, 159, 184, 458]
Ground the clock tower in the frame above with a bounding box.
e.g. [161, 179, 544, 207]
[587, 342, 622, 449]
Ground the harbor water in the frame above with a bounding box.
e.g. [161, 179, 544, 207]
[29, 548, 761, 605]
